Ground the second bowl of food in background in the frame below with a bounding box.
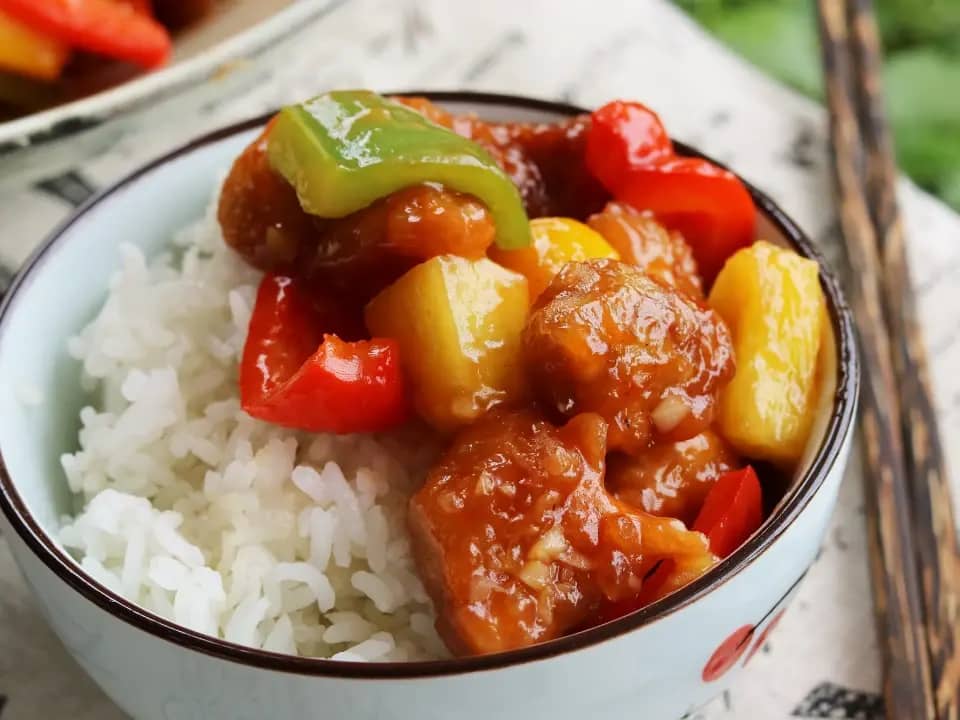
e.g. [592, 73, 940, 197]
[0, 0, 341, 189]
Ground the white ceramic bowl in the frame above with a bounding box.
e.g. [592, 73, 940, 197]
[0, 93, 859, 720]
[0, 0, 340, 190]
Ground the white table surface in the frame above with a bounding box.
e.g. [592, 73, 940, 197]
[2, 1, 960, 718]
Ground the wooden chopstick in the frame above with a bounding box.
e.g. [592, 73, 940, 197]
[816, 1, 960, 718]
[816, 2, 933, 715]
[846, 1, 960, 716]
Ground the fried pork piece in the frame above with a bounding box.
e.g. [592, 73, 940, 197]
[606, 429, 739, 526]
[588, 202, 704, 298]
[409, 409, 712, 655]
[494, 114, 609, 220]
[219, 100, 607, 298]
[394, 96, 550, 216]
[217, 121, 317, 273]
[524, 260, 735, 454]
[218, 121, 495, 299]
[303, 184, 495, 299]
[396, 97, 608, 219]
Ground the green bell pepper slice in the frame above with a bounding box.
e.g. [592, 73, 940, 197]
[267, 90, 531, 249]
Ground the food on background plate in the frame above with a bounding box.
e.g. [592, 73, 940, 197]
[0, 0, 212, 121]
[60, 91, 828, 662]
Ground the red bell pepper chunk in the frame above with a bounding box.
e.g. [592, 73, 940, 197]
[240, 274, 408, 435]
[693, 466, 764, 559]
[0, 0, 171, 68]
[613, 157, 756, 284]
[585, 100, 674, 192]
[585, 100, 757, 285]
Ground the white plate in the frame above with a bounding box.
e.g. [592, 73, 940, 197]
[0, 0, 340, 190]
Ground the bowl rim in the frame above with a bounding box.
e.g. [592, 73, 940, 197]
[0, 0, 344, 155]
[0, 90, 860, 679]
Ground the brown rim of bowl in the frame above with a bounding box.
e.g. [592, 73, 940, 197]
[0, 91, 859, 679]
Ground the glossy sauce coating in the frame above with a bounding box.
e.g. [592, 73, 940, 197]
[364, 255, 529, 432]
[493, 114, 609, 220]
[217, 122, 318, 273]
[305, 184, 495, 299]
[218, 122, 495, 300]
[220, 100, 608, 301]
[409, 409, 713, 655]
[606, 429, 739, 525]
[397, 97, 608, 219]
[524, 259, 735, 454]
[588, 201, 703, 298]
[708, 241, 826, 465]
[396, 97, 549, 216]
[217, 99, 786, 657]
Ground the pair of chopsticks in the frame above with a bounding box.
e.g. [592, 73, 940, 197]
[815, 1, 960, 717]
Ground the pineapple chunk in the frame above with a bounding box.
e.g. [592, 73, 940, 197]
[708, 241, 826, 465]
[490, 217, 619, 300]
[365, 256, 528, 431]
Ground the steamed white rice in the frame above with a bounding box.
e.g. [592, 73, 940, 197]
[58, 194, 447, 661]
